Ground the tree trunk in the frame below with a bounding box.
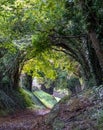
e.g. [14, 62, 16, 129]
[89, 30, 103, 71]
[79, 0, 103, 69]
[20, 73, 32, 91]
[88, 43, 103, 85]
[12, 65, 20, 89]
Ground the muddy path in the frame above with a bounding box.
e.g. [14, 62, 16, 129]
[0, 109, 51, 130]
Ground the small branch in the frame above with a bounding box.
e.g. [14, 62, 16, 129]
[51, 47, 79, 62]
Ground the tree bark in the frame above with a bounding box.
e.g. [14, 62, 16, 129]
[79, 0, 103, 70]
[89, 30, 103, 70]
[20, 73, 32, 91]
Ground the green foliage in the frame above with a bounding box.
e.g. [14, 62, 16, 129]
[0, 0, 80, 89]
[67, 77, 79, 89]
[32, 32, 50, 53]
[0, 88, 34, 115]
[23, 50, 78, 80]
[0, 0, 65, 39]
[22, 49, 79, 93]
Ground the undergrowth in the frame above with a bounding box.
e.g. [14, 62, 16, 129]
[0, 88, 34, 116]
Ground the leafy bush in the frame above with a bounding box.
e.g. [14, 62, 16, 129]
[67, 77, 81, 94]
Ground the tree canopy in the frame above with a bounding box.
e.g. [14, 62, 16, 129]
[0, 0, 103, 89]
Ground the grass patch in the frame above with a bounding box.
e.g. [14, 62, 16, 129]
[34, 90, 57, 109]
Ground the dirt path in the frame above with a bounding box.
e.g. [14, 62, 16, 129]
[0, 109, 51, 130]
